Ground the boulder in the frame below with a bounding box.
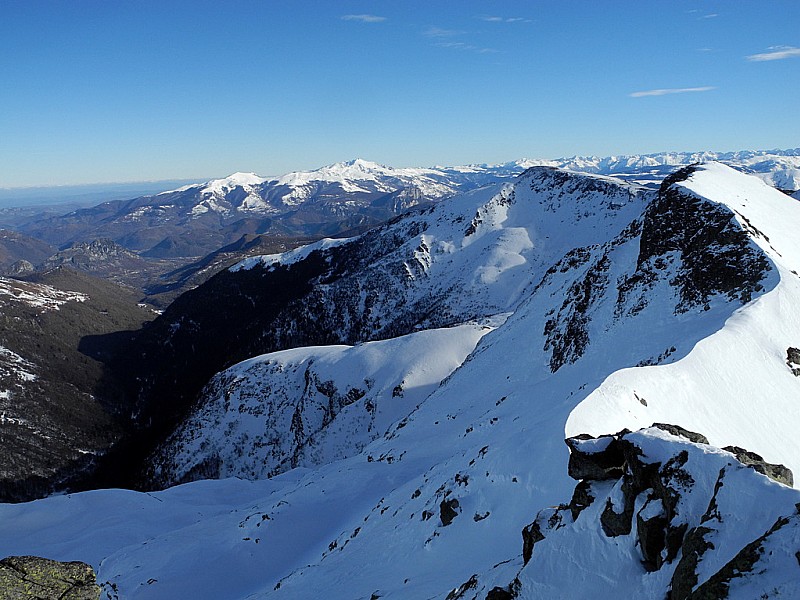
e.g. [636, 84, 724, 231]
[565, 434, 625, 481]
[0, 555, 101, 600]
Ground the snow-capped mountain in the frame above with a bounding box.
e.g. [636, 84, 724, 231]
[148, 320, 498, 487]
[2, 162, 800, 598]
[17, 159, 517, 259]
[536, 148, 800, 190]
[17, 150, 799, 262]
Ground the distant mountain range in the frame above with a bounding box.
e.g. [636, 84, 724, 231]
[10, 150, 800, 262]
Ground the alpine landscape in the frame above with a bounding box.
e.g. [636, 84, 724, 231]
[1, 2, 799, 599]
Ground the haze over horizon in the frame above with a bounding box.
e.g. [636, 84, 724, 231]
[2, 0, 798, 187]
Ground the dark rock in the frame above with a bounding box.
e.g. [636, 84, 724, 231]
[544, 253, 611, 372]
[668, 525, 714, 600]
[440, 498, 460, 526]
[565, 434, 625, 481]
[651, 423, 709, 445]
[637, 506, 669, 571]
[690, 515, 792, 599]
[486, 588, 515, 600]
[521, 521, 545, 565]
[786, 347, 800, 376]
[446, 574, 478, 600]
[722, 446, 793, 486]
[0, 555, 101, 599]
[600, 487, 635, 537]
[485, 578, 520, 600]
[633, 164, 770, 314]
[568, 480, 595, 520]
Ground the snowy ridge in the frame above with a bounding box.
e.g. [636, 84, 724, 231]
[156, 149, 800, 221]
[566, 162, 800, 467]
[230, 237, 351, 272]
[149, 320, 498, 486]
[2, 164, 800, 599]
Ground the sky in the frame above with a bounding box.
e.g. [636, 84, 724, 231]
[1, 0, 799, 187]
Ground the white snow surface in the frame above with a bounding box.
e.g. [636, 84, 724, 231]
[3, 163, 800, 599]
[151, 320, 498, 485]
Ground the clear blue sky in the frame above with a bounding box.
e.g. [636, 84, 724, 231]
[1, 0, 798, 187]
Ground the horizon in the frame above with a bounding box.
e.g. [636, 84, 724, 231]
[3, 0, 799, 187]
[3, 146, 799, 194]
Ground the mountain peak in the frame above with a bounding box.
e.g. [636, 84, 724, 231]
[210, 172, 266, 187]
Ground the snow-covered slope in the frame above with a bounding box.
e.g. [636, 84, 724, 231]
[2, 163, 800, 599]
[149, 320, 499, 486]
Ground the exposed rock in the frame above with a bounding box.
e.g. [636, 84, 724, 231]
[636, 501, 670, 571]
[599, 483, 635, 537]
[485, 578, 520, 600]
[6, 259, 34, 276]
[521, 521, 545, 565]
[722, 446, 793, 486]
[511, 427, 800, 599]
[568, 480, 595, 520]
[565, 434, 625, 481]
[651, 423, 709, 445]
[0, 555, 101, 599]
[446, 574, 478, 600]
[440, 498, 460, 527]
[786, 347, 800, 376]
[690, 515, 793, 599]
[669, 525, 714, 599]
[633, 165, 770, 314]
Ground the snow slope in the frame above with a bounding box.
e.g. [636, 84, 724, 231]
[149, 320, 499, 486]
[2, 164, 799, 599]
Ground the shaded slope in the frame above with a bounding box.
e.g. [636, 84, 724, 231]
[0, 269, 153, 501]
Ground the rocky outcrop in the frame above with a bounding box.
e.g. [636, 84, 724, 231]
[440, 498, 460, 527]
[0, 555, 101, 599]
[502, 426, 800, 599]
[786, 347, 800, 376]
[565, 433, 626, 480]
[721, 446, 793, 487]
[621, 165, 771, 316]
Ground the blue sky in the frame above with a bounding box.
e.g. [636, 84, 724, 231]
[1, 0, 798, 187]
